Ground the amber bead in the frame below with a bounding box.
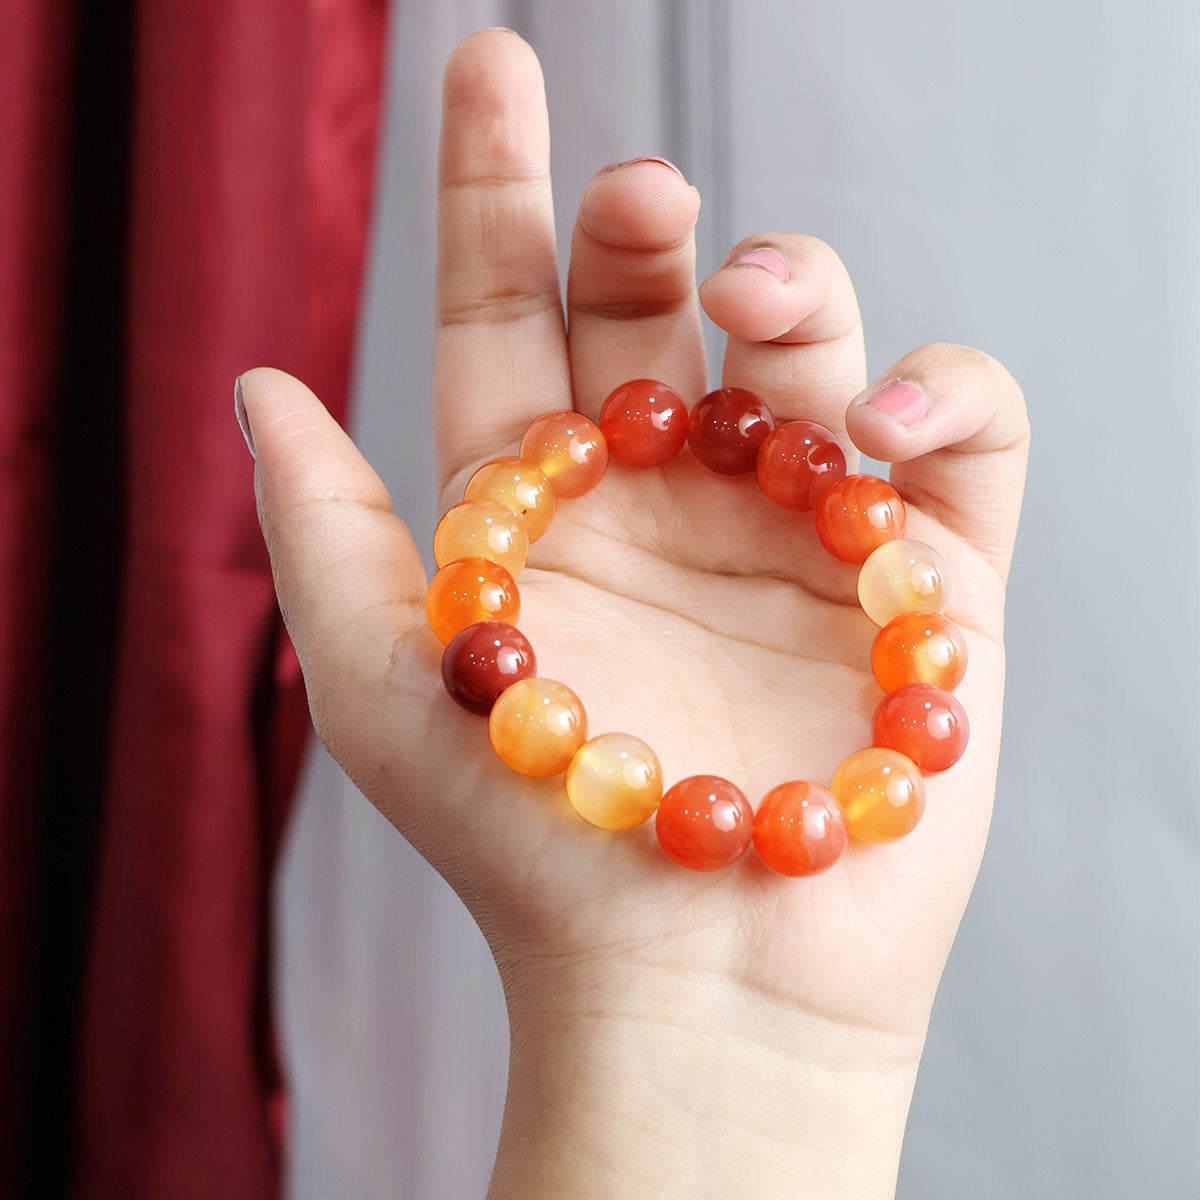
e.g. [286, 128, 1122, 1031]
[465, 457, 556, 542]
[519, 411, 608, 498]
[871, 612, 968, 692]
[489, 678, 587, 777]
[565, 733, 663, 829]
[830, 748, 925, 843]
[655, 775, 754, 871]
[814, 475, 906, 564]
[872, 683, 969, 773]
[857, 539, 952, 627]
[425, 557, 520, 645]
[755, 420, 847, 510]
[752, 782, 848, 877]
[599, 379, 689, 468]
[433, 500, 528, 576]
[687, 387, 775, 476]
[441, 621, 536, 716]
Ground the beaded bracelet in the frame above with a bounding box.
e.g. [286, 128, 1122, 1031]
[426, 380, 968, 877]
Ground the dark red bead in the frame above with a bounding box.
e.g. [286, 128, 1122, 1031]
[687, 387, 776, 475]
[872, 683, 969, 773]
[599, 379, 689, 467]
[441, 621, 536, 716]
[755, 420, 847, 510]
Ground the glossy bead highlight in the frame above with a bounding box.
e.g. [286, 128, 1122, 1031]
[519, 411, 608, 498]
[599, 379, 689, 467]
[465, 457, 556, 542]
[857, 539, 952, 626]
[433, 500, 528, 575]
[489, 678, 587, 777]
[565, 733, 664, 829]
[814, 474, 906, 564]
[871, 611, 968, 692]
[752, 782, 848, 876]
[755, 420, 847, 510]
[830, 747, 925, 843]
[872, 683, 969, 773]
[655, 775, 754, 871]
[441, 621, 536, 715]
[425, 557, 520, 645]
[687, 387, 775, 475]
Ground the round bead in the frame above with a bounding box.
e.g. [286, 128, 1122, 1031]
[441, 621, 536, 716]
[465, 457, 557, 542]
[857, 539, 952, 626]
[433, 500, 528, 576]
[565, 733, 663, 829]
[755, 420, 847, 510]
[425, 557, 520, 645]
[686, 387, 775, 476]
[655, 775, 754, 871]
[871, 612, 968, 692]
[519, 411, 608, 498]
[814, 474, 907, 564]
[752, 782, 848, 877]
[872, 683, 969, 773]
[830, 748, 925, 843]
[488, 678, 587, 778]
[599, 379, 689, 467]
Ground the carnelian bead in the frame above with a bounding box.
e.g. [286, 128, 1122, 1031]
[465, 457, 556, 542]
[425, 557, 520, 645]
[433, 500, 528, 576]
[655, 775, 753, 871]
[752, 782, 848, 877]
[871, 612, 968, 692]
[755, 419, 847, 510]
[519, 411, 608, 498]
[489, 678, 587, 777]
[872, 683, 969, 773]
[857, 539, 952, 626]
[687, 387, 775, 476]
[599, 379, 689, 467]
[830, 748, 925, 843]
[814, 475, 906, 564]
[565, 733, 663, 829]
[441, 621, 536, 716]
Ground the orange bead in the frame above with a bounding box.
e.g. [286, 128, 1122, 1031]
[830, 747, 925, 843]
[752, 781, 848, 876]
[565, 733, 663, 829]
[755, 420, 846, 511]
[488, 678, 587, 777]
[425, 557, 520, 645]
[871, 612, 968, 692]
[873, 684, 969, 773]
[465, 457, 557, 542]
[433, 500, 528, 575]
[519, 411, 608, 499]
[814, 475, 906, 564]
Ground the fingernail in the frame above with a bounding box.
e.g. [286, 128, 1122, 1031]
[729, 246, 789, 283]
[234, 375, 256, 459]
[626, 156, 685, 178]
[861, 379, 927, 427]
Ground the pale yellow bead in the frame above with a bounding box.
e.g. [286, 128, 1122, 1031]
[565, 733, 663, 830]
[465, 457, 557, 542]
[433, 499, 528, 576]
[857, 538, 952, 627]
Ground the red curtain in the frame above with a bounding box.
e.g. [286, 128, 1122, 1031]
[0, 0, 388, 1195]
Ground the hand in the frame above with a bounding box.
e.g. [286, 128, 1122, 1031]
[238, 29, 1029, 1199]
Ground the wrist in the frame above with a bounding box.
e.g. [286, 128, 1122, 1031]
[487, 957, 926, 1199]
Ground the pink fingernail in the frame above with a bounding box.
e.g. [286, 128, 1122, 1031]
[729, 247, 789, 283]
[627, 156, 685, 178]
[864, 380, 927, 427]
[234, 375, 256, 459]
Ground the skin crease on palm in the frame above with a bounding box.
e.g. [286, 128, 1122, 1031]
[240, 28, 1030, 1177]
